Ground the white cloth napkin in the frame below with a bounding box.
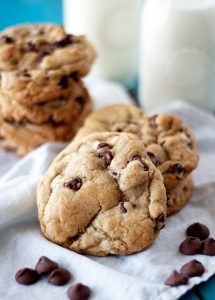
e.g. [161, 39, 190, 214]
[0, 79, 215, 300]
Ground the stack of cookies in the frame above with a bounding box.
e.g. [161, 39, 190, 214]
[0, 24, 96, 155]
[37, 104, 199, 256]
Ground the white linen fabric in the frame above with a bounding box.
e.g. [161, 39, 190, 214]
[0, 79, 214, 300]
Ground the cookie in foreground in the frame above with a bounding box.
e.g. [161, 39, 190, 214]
[37, 132, 167, 256]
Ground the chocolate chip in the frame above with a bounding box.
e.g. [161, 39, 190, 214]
[53, 34, 74, 48]
[116, 128, 123, 132]
[186, 223, 209, 241]
[67, 283, 91, 300]
[48, 268, 71, 286]
[112, 171, 117, 176]
[35, 256, 58, 274]
[59, 75, 69, 89]
[185, 132, 193, 148]
[169, 163, 184, 174]
[179, 237, 202, 255]
[165, 270, 188, 286]
[15, 268, 40, 285]
[132, 155, 149, 171]
[97, 142, 110, 150]
[147, 152, 160, 166]
[4, 118, 17, 125]
[98, 151, 113, 166]
[26, 41, 37, 52]
[70, 72, 79, 82]
[1, 35, 14, 43]
[202, 238, 215, 256]
[157, 213, 166, 223]
[64, 178, 82, 191]
[149, 115, 158, 129]
[155, 213, 166, 231]
[180, 259, 205, 277]
[46, 117, 64, 127]
[20, 69, 31, 77]
[120, 202, 127, 214]
[76, 96, 85, 105]
[37, 51, 49, 61]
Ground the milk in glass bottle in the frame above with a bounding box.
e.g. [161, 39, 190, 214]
[64, 0, 142, 89]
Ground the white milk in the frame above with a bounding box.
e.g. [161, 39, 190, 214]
[140, 0, 215, 111]
[64, 0, 141, 87]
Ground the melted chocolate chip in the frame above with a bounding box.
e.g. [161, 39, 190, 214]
[97, 142, 110, 150]
[35, 256, 58, 274]
[15, 268, 40, 285]
[202, 238, 215, 256]
[99, 151, 113, 166]
[37, 51, 49, 61]
[70, 72, 79, 82]
[64, 178, 82, 191]
[185, 132, 193, 148]
[67, 283, 91, 300]
[165, 270, 188, 286]
[20, 69, 31, 77]
[59, 75, 69, 89]
[53, 34, 74, 48]
[149, 115, 158, 129]
[179, 237, 202, 255]
[169, 163, 184, 174]
[1, 35, 14, 43]
[116, 128, 123, 132]
[147, 152, 160, 166]
[48, 268, 71, 286]
[186, 223, 209, 240]
[26, 41, 37, 52]
[180, 259, 205, 277]
[76, 96, 85, 105]
[120, 202, 127, 214]
[132, 155, 149, 171]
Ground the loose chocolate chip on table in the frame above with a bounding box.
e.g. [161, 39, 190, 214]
[15, 268, 40, 285]
[202, 238, 215, 256]
[76, 96, 85, 105]
[1, 35, 14, 43]
[67, 283, 91, 300]
[48, 268, 71, 286]
[149, 115, 158, 129]
[64, 178, 82, 191]
[59, 75, 69, 89]
[186, 222, 209, 240]
[132, 155, 149, 171]
[147, 152, 160, 166]
[180, 259, 205, 277]
[179, 237, 202, 255]
[35, 256, 58, 274]
[98, 151, 113, 166]
[165, 270, 188, 286]
[119, 202, 127, 214]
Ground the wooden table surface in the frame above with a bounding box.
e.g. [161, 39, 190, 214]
[0, 1, 214, 299]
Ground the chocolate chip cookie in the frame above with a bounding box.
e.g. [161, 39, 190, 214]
[74, 104, 199, 190]
[166, 176, 194, 216]
[37, 132, 167, 256]
[0, 77, 90, 124]
[0, 24, 96, 104]
[0, 95, 92, 156]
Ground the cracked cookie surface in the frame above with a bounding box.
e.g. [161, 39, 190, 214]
[0, 24, 96, 104]
[37, 132, 167, 256]
[74, 104, 199, 190]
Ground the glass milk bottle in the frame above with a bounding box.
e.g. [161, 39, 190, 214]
[139, 0, 215, 111]
[64, 0, 142, 89]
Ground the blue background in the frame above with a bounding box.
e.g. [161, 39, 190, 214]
[0, 1, 214, 299]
